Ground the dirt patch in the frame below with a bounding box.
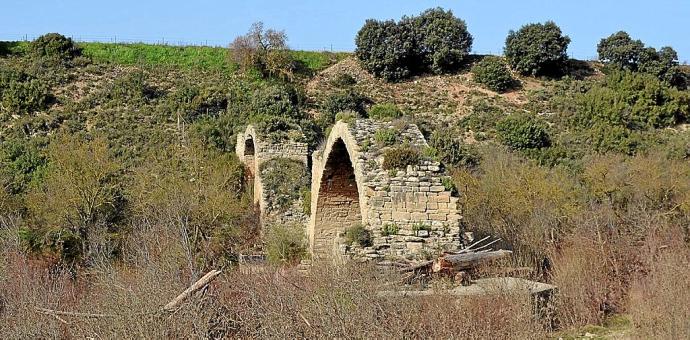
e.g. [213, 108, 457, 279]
[306, 57, 545, 124]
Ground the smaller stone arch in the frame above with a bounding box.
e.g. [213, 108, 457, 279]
[236, 125, 262, 206]
[236, 125, 310, 228]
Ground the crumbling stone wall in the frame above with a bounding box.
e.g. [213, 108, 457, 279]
[309, 120, 462, 261]
[236, 125, 310, 228]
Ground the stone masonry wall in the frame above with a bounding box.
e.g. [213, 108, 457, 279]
[309, 120, 462, 261]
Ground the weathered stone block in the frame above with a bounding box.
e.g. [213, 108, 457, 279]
[392, 211, 411, 220]
[410, 212, 429, 220]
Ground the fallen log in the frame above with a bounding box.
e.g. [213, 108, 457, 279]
[34, 269, 224, 319]
[399, 260, 433, 273]
[163, 269, 222, 311]
[34, 307, 114, 319]
[432, 249, 512, 272]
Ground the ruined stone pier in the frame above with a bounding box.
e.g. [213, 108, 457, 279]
[237, 119, 463, 261]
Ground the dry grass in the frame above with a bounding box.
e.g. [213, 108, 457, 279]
[628, 240, 690, 339]
[0, 214, 547, 339]
[0, 256, 547, 339]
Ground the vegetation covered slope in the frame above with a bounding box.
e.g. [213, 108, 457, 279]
[1, 15, 690, 338]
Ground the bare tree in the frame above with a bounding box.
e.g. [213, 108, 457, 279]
[229, 22, 295, 80]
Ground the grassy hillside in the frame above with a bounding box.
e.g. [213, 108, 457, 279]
[1, 40, 349, 71]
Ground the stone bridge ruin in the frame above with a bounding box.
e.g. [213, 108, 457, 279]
[237, 119, 462, 261]
[236, 125, 310, 225]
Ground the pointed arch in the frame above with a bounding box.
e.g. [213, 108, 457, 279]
[236, 125, 262, 208]
[308, 122, 368, 259]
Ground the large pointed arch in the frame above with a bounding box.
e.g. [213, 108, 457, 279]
[308, 122, 368, 260]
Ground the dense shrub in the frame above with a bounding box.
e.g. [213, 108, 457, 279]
[567, 71, 690, 130]
[320, 90, 369, 125]
[108, 71, 155, 103]
[343, 224, 373, 247]
[254, 116, 301, 143]
[249, 84, 302, 120]
[165, 84, 227, 121]
[29, 33, 81, 61]
[1, 78, 51, 114]
[382, 145, 422, 170]
[355, 19, 415, 81]
[598, 32, 686, 89]
[405, 8, 473, 74]
[472, 56, 516, 92]
[459, 101, 506, 136]
[190, 114, 242, 152]
[374, 128, 398, 146]
[330, 73, 357, 87]
[496, 113, 551, 150]
[597, 31, 645, 71]
[355, 8, 472, 81]
[368, 103, 403, 120]
[0, 139, 47, 195]
[428, 130, 480, 168]
[265, 223, 308, 264]
[505, 21, 571, 77]
[260, 158, 310, 212]
[22, 136, 124, 265]
[0, 67, 51, 115]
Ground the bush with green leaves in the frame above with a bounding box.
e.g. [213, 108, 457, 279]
[23, 136, 124, 265]
[355, 8, 473, 81]
[381, 223, 399, 236]
[374, 128, 398, 146]
[597, 31, 646, 71]
[568, 71, 689, 130]
[428, 130, 480, 168]
[505, 21, 571, 77]
[254, 115, 301, 143]
[250, 83, 302, 120]
[320, 90, 369, 126]
[29, 33, 81, 61]
[165, 84, 228, 121]
[0, 139, 47, 195]
[472, 56, 516, 93]
[344, 224, 373, 247]
[265, 223, 308, 264]
[368, 103, 403, 120]
[108, 71, 155, 103]
[1, 78, 51, 114]
[496, 113, 551, 150]
[229, 22, 295, 80]
[382, 145, 422, 170]
[330, 73, 357, 87]
[0, 67, 51, 115]
[355, 19, 416, 81]
[597, 32, 686, 89]
[190, 116, 237, 152]
[405, 7, 473, 74]
[259, 158, 310, 212]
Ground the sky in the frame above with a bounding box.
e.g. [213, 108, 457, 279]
[2, 0, 688, 62]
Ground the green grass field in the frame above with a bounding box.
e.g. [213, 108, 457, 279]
[0, 40, 350, 72]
